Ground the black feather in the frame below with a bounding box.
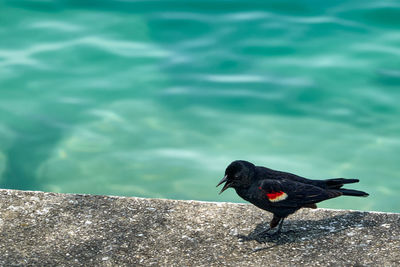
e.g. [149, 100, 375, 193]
[325, 178, 359, 189]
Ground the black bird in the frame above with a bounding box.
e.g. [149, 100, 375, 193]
[217, 160, 369, 237]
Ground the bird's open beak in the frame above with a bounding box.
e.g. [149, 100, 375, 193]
[216, 175, 232, 194]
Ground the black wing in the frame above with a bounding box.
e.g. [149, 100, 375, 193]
[258, 179, 342, 208]
[256, 166, 318, 185]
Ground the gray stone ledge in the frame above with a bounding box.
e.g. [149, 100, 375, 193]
[0, 189, 399, 266]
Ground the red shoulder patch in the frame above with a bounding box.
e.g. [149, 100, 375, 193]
[266, 191, 288, 202]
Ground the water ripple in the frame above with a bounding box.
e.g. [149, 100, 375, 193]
[163, 87, 284, 100]
[0, 37, 170, 70]
[29, 21, 83, 32]
[197, 74, 312, 86]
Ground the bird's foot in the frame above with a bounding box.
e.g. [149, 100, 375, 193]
[253, 227, 273, 237]
[250, 228, 279, 243]
[268, 229, 295, 236]
[281, 229, 295, 235]
[255, 229, 295, 242]
[262, 230, 281, 239]
[239, 225, 295, 243]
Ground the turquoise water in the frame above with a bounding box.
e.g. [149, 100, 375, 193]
[1, 1, 399, 212]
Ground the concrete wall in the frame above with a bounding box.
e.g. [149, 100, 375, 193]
[0, 189, 399, 266]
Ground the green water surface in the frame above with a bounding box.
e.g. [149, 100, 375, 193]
[0, 1, 399, 212]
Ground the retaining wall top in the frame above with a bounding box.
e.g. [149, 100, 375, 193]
[0, 189, 399, 266]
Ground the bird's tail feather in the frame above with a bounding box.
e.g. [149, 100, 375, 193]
[338, 188, 369, 197]
[325, 178, 359, 189]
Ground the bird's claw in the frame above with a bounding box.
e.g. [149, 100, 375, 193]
[263, 231, 280, 239]
[256, 229, 295, 241]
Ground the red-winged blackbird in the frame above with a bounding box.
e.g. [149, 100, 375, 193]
[217, 160, 369, 236]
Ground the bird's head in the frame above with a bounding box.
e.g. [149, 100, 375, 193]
[217, 160, 255, 194]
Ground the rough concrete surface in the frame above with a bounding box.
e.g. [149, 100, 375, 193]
[0, 189, 399, 266]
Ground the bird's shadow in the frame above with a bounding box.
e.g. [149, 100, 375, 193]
[237, 211, 377, 250]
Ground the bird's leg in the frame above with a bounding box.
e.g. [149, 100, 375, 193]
[257, 218, 294, 239]
[275, 218, 295, 235]
[275, 218, 285, 234]
[254, 215, 294, 240]
[261, 218, 284, 238]
[254, 215, 281, 238]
